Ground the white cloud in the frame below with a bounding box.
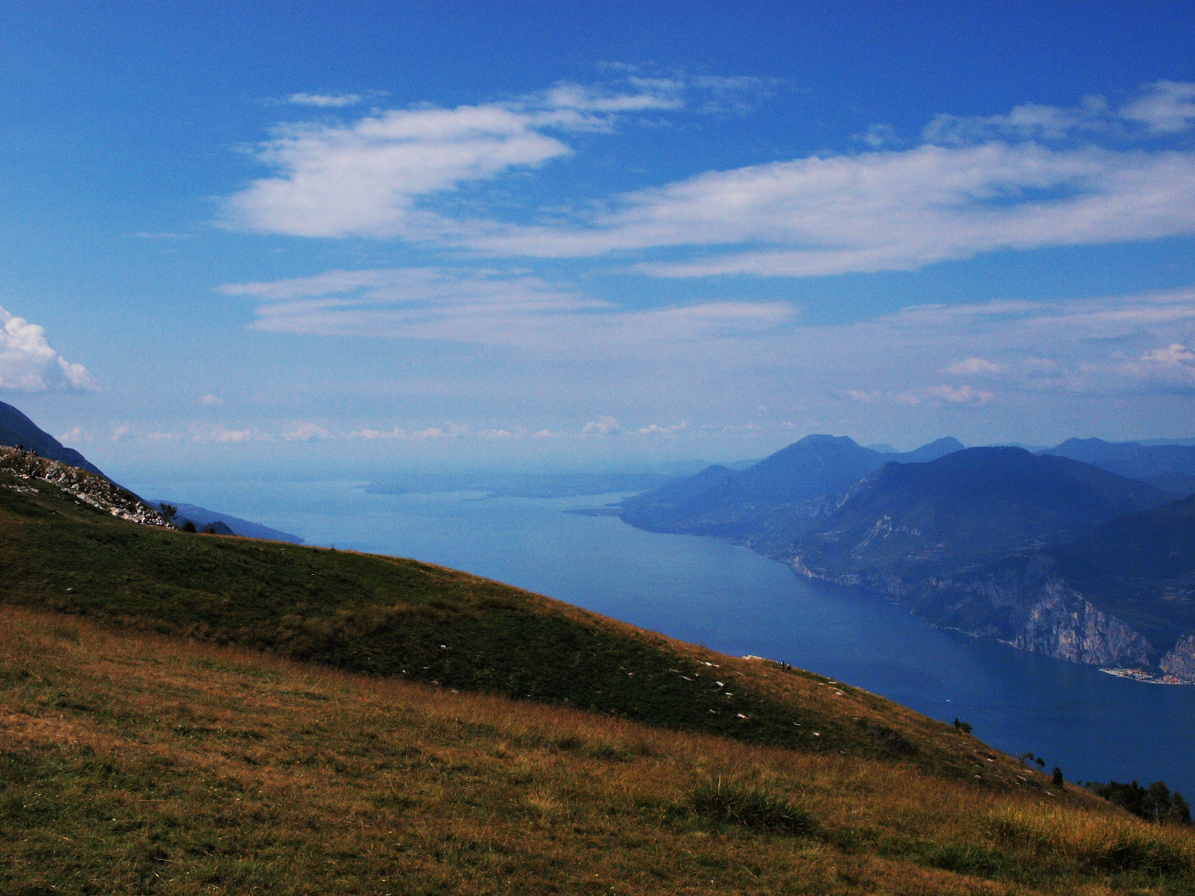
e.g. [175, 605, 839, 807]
[345, 423, 469, 440]
[828, 289, 1195, 401]
[946, 357, 1002, 376]
[857, 123, 899, 148]
[189, 424, 259, 443]
[199, 394, 223, 406]
[288, 92, 362, 107]
[0, 306, 97, 392]
[636, 421, 689, 435]
[926, 384, 995, 405]
[847, 390, 882, 403]
[1127, 342, 1195, 390]
[223, 105, 571, 237]
[1120, 81, 1195, 135]
[57, 357, 96, 389]
[1143, 343, 1195, 365]
[467, 142, 1195, 277]
[223, 76, 707, 238]
[284, 421, 332, 441]
[221, 81, 1195, 281]
[923, 81, 1195, 143]
[922, 95, 1112, 144]
[582, 416, 621, 435]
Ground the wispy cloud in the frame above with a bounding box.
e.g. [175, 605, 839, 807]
[222, 105, 571, 237]
[0, 306, 98, 392]
[223, 75, 717, 238]
[284, 421, 332, 441]
[923, 80, 1195, 143]
[946, 357, 1002, 376]
[1120, 81, 1195, 135]
[470, 142, 1195, 277]
[287, 92, 363, 108]
[221, 80, 1195, 281]
[221, 267, 793, 351]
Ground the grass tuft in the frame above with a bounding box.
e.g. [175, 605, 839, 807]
[686, 777, 817, 835]
[986, 804, 1195, 874]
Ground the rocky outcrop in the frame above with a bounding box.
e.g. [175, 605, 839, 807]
[1011, 587, 1155, 667]
[0, 446, 170, 527]
[789, 551, 1161, 671]
[1161, 634, 1195, 682]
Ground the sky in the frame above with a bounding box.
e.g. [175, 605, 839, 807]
[3, 2, 1195, 484]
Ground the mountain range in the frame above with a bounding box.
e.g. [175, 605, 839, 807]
[621, 435, 1195, 680]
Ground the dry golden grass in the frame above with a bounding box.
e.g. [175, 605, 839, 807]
[2, 605, 1192, 895]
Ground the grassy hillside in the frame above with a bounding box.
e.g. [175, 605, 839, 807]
[5, 605, 1195, 895]
[1, 459, 985, 775]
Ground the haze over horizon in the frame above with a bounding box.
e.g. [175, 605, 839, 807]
[3, 3, 1195, 485]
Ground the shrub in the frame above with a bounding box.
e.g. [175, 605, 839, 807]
[1089, 779, 1192, 825]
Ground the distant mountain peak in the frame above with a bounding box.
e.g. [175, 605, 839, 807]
[0, 400, 106, 478]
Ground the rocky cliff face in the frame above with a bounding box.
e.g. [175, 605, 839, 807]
[1161, 635, 1195, 681]
[1010, 586, 1156, 667]
[788, 550, 1173, 674]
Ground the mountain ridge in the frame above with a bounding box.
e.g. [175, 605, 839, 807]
[0, 399, 106, 477]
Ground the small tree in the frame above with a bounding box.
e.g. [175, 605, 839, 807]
[159, 503, 178, 522]
[953, 718, 972, 734]
[1052, 767, 1065, 788]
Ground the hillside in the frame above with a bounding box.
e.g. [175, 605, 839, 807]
[791, 448, 1169, 579]
[1045, 493, 1195, 674]
[0, 451, 990, 772]
[3, 460, 1195, 893]
[8, 606, 1195, 895]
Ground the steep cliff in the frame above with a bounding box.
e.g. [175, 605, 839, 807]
[788, 549, 1182, 677]
[1162, 634, 1195, 681]
[1011, 588, 1156, 668]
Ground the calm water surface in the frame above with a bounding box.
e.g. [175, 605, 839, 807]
[149, 479, 1195, 795]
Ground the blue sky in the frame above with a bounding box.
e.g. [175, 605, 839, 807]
[3, 2, 1195, 483]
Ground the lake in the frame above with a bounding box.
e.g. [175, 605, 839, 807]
[146, 478, 1195, 796]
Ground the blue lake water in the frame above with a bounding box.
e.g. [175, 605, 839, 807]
[147, 479, 1195, 796]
